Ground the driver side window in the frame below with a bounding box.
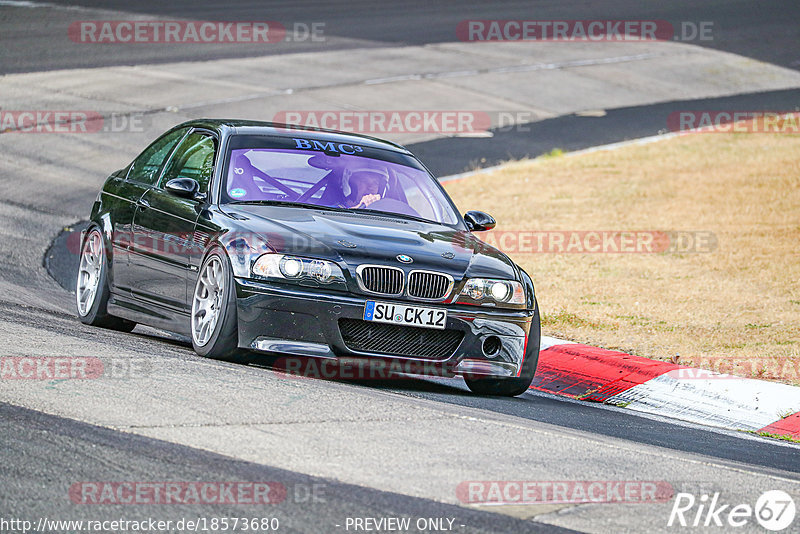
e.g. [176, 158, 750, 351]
[127, 128, 188, 185]
[159, 132, 217, 194]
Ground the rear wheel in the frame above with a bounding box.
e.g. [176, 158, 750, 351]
[464, 303, 540, 397]
[191, 248, 245, 362]
[76, 227, 136, 332]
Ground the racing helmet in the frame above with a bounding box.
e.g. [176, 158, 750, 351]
[341, 167, 389, 199]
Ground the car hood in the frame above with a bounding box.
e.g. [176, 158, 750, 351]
[222, 204, 518, 281]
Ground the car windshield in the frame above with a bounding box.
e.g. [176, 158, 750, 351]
[222, 135, 460, 225]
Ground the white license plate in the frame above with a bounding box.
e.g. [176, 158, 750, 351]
[363, 301, 447, 330]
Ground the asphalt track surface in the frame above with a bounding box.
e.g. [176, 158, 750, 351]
[1, 403, 569, 533]
[2, 1, 800, 533]
[3, 0, 799, 74]
[413, 87, 800, 176]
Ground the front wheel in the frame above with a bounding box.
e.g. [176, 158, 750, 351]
[464, 303, 540, 397]
[191, 248, 245, 362]
[76, 227, 136, 332]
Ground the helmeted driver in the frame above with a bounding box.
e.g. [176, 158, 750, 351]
[341, 168, 389, 208]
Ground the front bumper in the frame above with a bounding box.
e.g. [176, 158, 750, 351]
[235, 278, 537, 378]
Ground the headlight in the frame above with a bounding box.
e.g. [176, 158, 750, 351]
[252, 253, 346, 289]
[280, 257, 303, 278]
[457, 278, 526, 307]
[489, 281, 510, 301]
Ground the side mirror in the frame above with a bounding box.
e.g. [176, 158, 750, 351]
[165, 177, 203, 201]
[463, 210, 496, 232]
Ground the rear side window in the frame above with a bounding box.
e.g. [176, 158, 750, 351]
[159, 132, 217, 194]
[127, 128, 188, 185]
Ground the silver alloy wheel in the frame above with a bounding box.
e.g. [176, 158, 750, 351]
[76, 230, 103, 316]
[192, 256, 225, 346]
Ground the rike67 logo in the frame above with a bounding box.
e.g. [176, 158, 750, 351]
[668, 490, 796, 531]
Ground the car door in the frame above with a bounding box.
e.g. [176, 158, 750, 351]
[112, 127, 189, 293]
[128, 129, 218, 311]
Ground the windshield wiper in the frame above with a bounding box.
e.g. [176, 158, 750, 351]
[227, 200, 349, 213]
[228, 200, 445, 225]
[349, 208, 435, 225]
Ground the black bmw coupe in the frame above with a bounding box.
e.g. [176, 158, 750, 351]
[77, 120, 540, 396]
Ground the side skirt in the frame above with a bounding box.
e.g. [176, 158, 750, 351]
[107, 292, 191, 336]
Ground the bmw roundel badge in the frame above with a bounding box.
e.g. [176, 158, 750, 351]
[396, 254, 413, 264]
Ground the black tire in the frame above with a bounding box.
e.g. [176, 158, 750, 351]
[76, 226, 136, 332]
[464, 302, 541, 397]
[190, 247, 245, 362]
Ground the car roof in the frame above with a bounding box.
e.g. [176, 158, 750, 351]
[175, 119, 411, 154]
